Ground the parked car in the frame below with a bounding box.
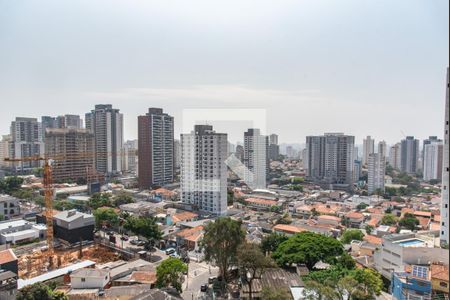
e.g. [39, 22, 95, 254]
[165, 248, 176, 255]
[120, 235, 129, 241]
[200, 284, 208, 292]
[208, 276, 217, 284]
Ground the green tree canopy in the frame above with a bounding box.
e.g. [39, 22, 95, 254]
[399, 213, 419, 231]
[237, 242, 275, 299]
[16, 282, 68, 300]
[88, 192, 112, 210]
[381, 214, 398, 226]
[356, 203, 368, 210]
[272, 232, 344, 269]
[113, 191, 134, 206]
[123, 215, 162, 243]
[156, 257, 187, 292]
[200, 217, 245, 281]
[260, 232, 288, 255]
[340, 229, 364, 244]
[0, 176, 24, 194]
[93, 207, 119, 228]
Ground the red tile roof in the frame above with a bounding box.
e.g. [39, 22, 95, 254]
[245, 198, 277, 206]
[273, 224, 306, 234]
[363, 235, 382, 245]
[172, 211, 198, 223]
[431, 263, 449, 281]
[0, 249, 17, 265]
[346, 211, 364, 220]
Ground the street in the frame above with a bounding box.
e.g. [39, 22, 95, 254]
[182, 261, 219, 300]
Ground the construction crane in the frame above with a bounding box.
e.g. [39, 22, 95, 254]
[4, 156, 56, 266]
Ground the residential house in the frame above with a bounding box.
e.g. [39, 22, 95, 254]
[345, 211, 365, 228]
[70, 268, 110, 289]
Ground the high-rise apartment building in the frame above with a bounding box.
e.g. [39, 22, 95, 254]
[368, 153, 385, 194]
[423, 140, 443, 181]
[122, 140, 138, 173]
[363, 136, 375, 166]
[268, 133, 279, 161]
[244, 129, 267, 189]
[235, 145, 244, 162]
[389, 143, 401, 170]
[0, 135, 11, 168]
[138, 108, 174, 189]
[9, 117, 45, 169]
[305, 133, 354, 187]
[400, 136, 419, 174]
[440, 68, 449, 245]
[180, 125, 228, 215]
[45, 128, 95, 183]
[85, 104, 123, 175]
[378, 141, 387, 158]
[353, 160, 362, 183]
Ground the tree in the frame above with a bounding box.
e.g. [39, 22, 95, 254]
[260, 233, 288, 255]
[381, 214, 397, 226]
[261, 287, 292, 300]
[399, 213, 419, 231]
[237, 242, 275, 299]
[124, 215, 162, 244]
[88, 193, 112, 210]
[53, 200, 75, 211]
[356, 203, 368, 211]
[275, 213, 292, 225]
[200, 217, 245, 281]
[272, 232, 344, 269]
[365, 225, 374, 235]
[93, 207, 119, 228]
[349, 268, 383, 298]
[156, 257, 187, 292]
[113, 191, 134, 206]
[340, 229, 364, 244]
[16, 282, 68, 300]
[303, 280, 338, 300]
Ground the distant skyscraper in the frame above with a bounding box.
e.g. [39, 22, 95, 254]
[378, 141, 387, 158]
[400, 136, 419, 174]
[368, 153, 385, 194]
[423, 140, 443, 181]
[45, 128, 94, 182]
[389, 143, 401, 170]
[181, 125, 228, 215]
[9, 117, 45, 169]
[64, 114, 82, 129]
[122, 140, 138, 173]
[174, 139, 181, 169]
[85, 104, 123, 175]
[268, 133, 279, 161]
[363, 136, 375, 166]
[440, 68, 449, 245]
[138, 108, 174, 189]
[0, 135, 11, 167]
[305, 133, 354, 187]
[422, 136, 440, 168]
[353, 160, 362, 183]
[235, 144, 244, 162]
[244, 128, 267, 189]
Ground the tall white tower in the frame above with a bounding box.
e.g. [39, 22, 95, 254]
[363, 136, 375, 166]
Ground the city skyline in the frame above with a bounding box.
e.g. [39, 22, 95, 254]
[0, 1, 448, 143]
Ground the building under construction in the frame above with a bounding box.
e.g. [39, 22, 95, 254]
[44, 128, 94, 183]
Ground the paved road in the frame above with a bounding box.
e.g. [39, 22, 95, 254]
[182, 261, 219, 300]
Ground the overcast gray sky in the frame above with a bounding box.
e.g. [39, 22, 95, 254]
[0, 0, 448, 145]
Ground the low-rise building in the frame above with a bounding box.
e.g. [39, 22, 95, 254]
[345, 211, 365, 228]
[272, 224, 305, 236]
[0, 219, 46, 245]
[0, 195, 20, 220]
[0, 249, 18, 275]
[0, 270, 17, 300]
[53, 210, 95, 244]
[391, 265, 432, 300]
[70, 268, 110, 289]
[244, 198, 278, 210]
[430, 263, 449, 295]
[317, 215, 341, 227]
[175, 225, 204, 251]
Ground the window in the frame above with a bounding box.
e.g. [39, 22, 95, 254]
[440, 282, 448, 288]
[81, 278, 86, 282]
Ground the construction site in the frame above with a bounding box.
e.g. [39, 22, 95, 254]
[17, 242, 121, 279]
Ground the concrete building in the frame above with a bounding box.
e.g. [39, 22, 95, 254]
[0, 219, 46, 245]
[389, 143, 402, 170]
[378, 140, 387, 158]
[268, 134, 280, 161]
[441, 67, 449, 245]
[363, 136, 375, 166]
[180, 125, 228, 215]
[244, 129, 267, 189]
[400, 136, 419, 174]
[0, 195, 20, 219]
[44, 128, 95, 183]
[138, 108, 174, 189]
[9, 117, 44, 169]
[53, 210, 95, 244]
[0, 249, 18, 276]
[0, 270, 17, 300]
[70, 268, 110, 289]
[85, 104, 123, 175]
[423, 140, 443, 181]
[391, 266, 432, 300]
[368, 153, 385, 195]
[122, 140, 138, 173]
[305, 133, 355, 188]
[374, 233, 448, 279]
[235, 144, 244, 162]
